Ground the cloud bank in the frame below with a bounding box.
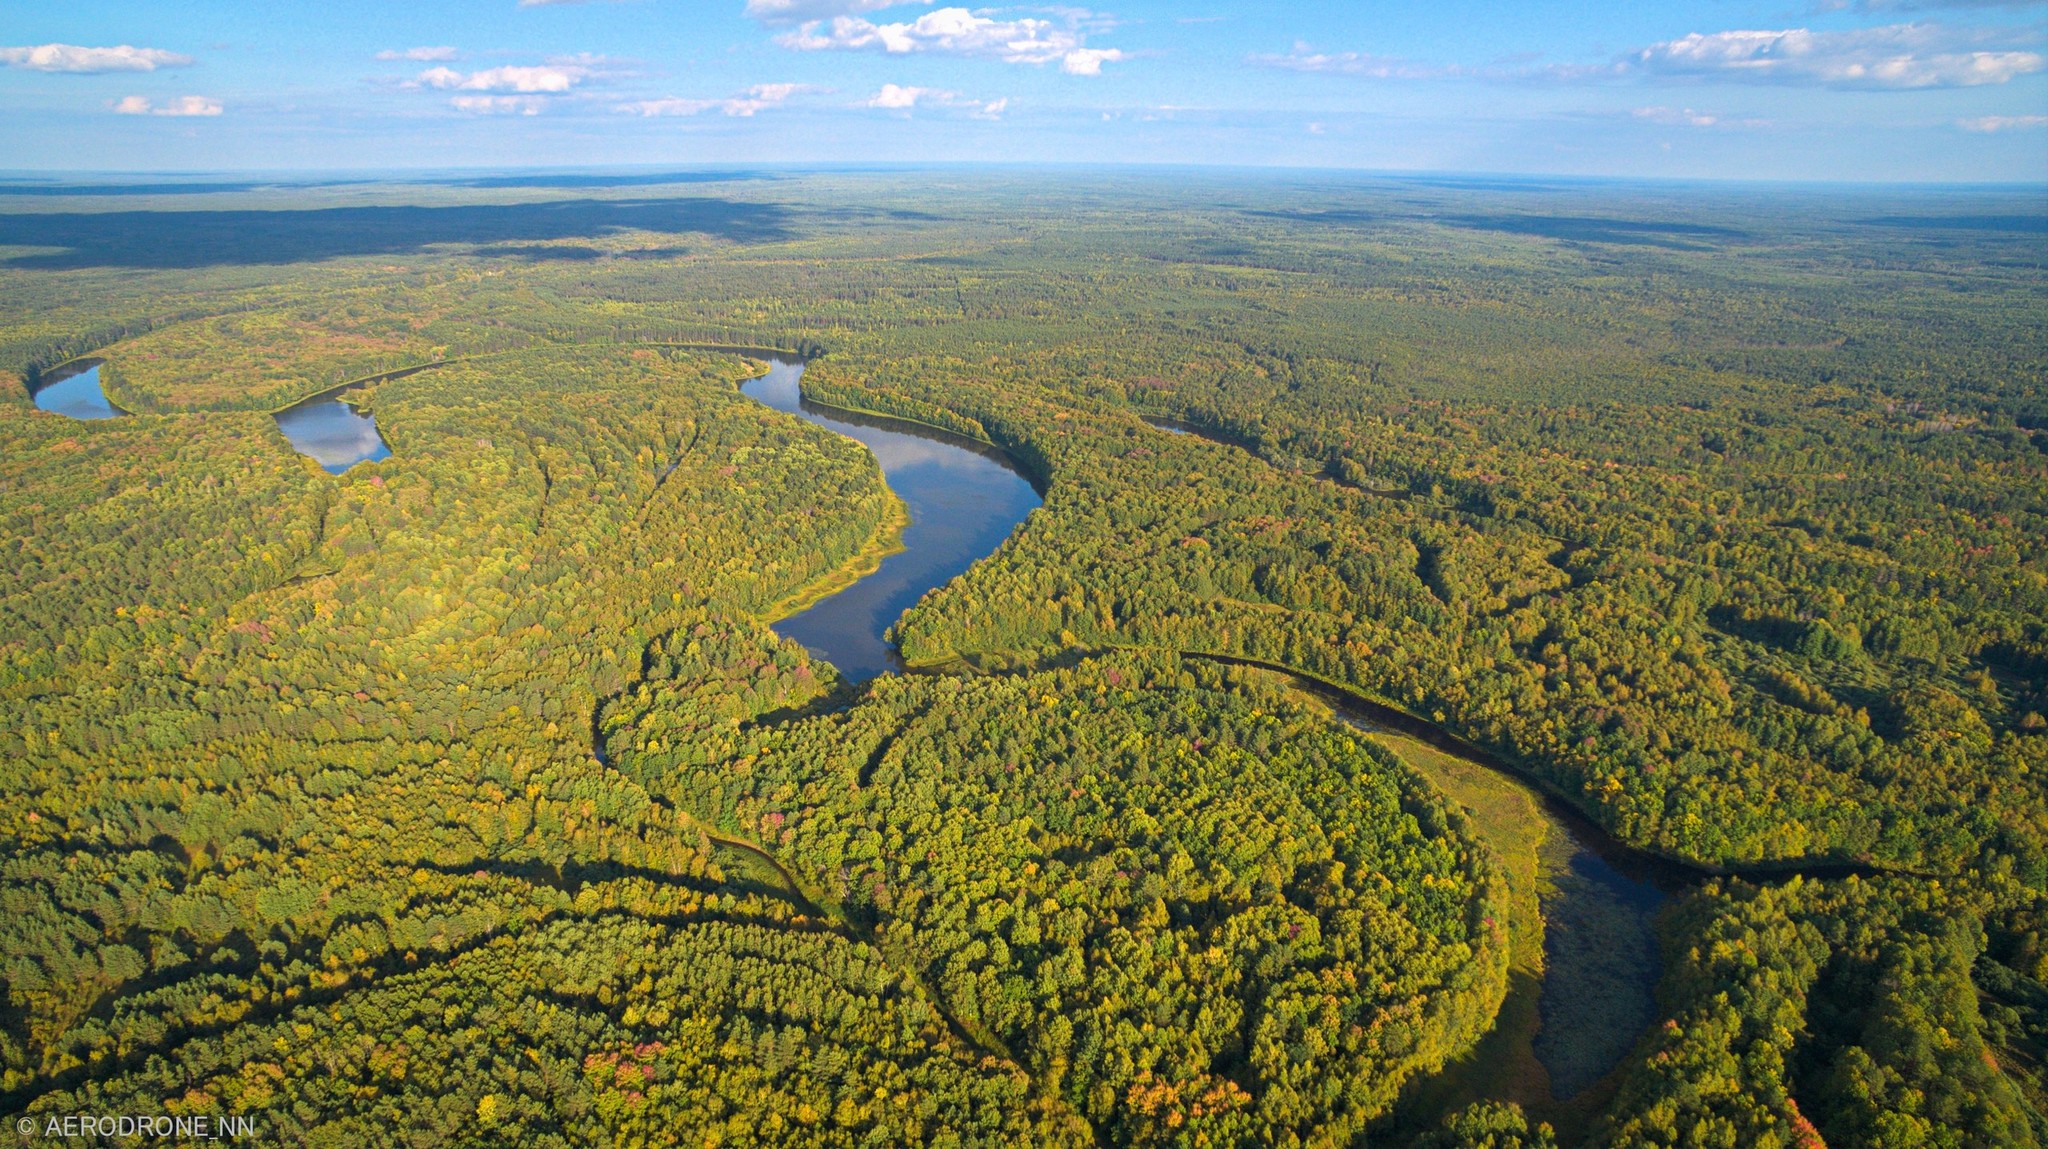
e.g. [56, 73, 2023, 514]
[1958, 113, 2048, 130]
[417, 63, 592, 92]
[1, 44, 192, 73]
[1255, 24, 2042, 89]
[111, 95, 222, 116]
[1635, 24, 2044, 88]
[1249, 43, 1450, 79]
[450, 95, 547, 115]
[1812, 0, 2048, 12]
[779, 7, 1123, 73]
[412, 56, 622, 114]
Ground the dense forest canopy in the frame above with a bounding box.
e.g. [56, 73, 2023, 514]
[2, 168, 2043, 1146]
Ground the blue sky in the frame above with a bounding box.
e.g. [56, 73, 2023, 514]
[2, 1, 2043, 180]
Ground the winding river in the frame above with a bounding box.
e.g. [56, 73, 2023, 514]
[739, 355, 1041, 681]
[734, 362, 1683, 1104]
[21, 341, 1761, 1116]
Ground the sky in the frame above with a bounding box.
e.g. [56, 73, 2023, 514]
[1, 1, 2044, 181]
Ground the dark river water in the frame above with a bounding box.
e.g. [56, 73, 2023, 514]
[32, 362, 122, 419]
[739, 357, 1040, 681]
[1305, 682, 1674, 1100]
[274, 393, 391, 473]
[1531, 832, 1670, 1097]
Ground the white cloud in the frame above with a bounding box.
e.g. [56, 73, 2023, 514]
[723, 82, 808, 115]
[1635, 24, 2045, 88]
[111, 94, 222, 116]
[418, 63, 591, 92]
[746, 82, 806, 103]
[745, 0, 932, 24]
[1, 43, 192, 73]
[156, 95, 222, 116]
[407, 57, 619, 115]
[1252, 25, 2045, 90]
[780, 6, 1123, 72]
[1249, 43, 1450, 79]
[451, 94, 547, 114]
[377, 46, 460, 62]
[620, 97, 721, 116]
[1061, 47, 1123, 75]
[619, 82, 813, 117]
[1958, 113, 2048, 130]
[863, 83, 1006, 116]
[867, 82, 950, 108]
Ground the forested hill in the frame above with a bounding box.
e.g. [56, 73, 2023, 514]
[2, 169, 2044, 1145]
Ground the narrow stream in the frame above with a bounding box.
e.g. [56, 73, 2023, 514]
[738, 356, 1040, 681]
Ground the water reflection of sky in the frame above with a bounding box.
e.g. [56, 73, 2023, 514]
[274, 398, 392, 473]
[32, 364, 121, 420]
[740, 359, 1041, 681]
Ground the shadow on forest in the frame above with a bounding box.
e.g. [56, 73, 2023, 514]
[1438, 214, 1747, 248]
[1242, 208, 1386, 227]
[1393, 175, 1578, 193]
[0, 196, 795, 268]
[1863, 214, 2048, 234]
[1243, 209, 1746, 250]
[0, 180, 355, 198]
[0, 171, 769, 198]
[443, 170, 771, 190]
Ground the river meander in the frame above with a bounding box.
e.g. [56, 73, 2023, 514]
[736, 363, 1677, 1105]
[739, 355, 1041, 681]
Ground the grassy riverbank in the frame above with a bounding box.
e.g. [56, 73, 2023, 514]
[1272, 673, 1587, 1140]
[1366, 727, 1644, 1144]
[1368, 732, 1562, 1127]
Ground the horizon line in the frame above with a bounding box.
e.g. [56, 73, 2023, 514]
[0, 161, 2044, 192]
